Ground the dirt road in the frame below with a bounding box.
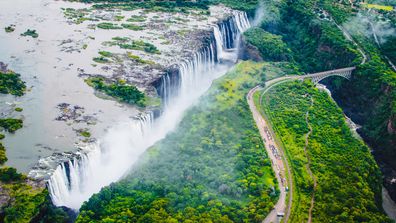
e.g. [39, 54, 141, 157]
[247, 86, 292, 223]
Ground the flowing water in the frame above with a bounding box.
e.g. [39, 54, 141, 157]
[45, 11, 251, 210]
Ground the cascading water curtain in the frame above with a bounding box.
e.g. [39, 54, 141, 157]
[45, 10, 251, 210]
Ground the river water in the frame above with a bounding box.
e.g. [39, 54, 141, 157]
[0, 0, 143, 172]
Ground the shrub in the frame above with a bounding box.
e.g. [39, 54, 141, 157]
[244, 27, 292, 61]
[0, 119, 23, 133]
[21, 29, 38, 38]
[0, 71, 26, 96]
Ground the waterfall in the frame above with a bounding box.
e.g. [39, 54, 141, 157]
[39, 10, 251, 210]
[158, 11, 250, 105]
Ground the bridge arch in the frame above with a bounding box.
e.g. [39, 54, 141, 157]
[300, 67, 356, 84]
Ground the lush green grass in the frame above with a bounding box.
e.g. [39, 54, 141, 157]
[76, 61, 295, 222]
[260, 80, 390, 222]
[0, 71, 26, 96]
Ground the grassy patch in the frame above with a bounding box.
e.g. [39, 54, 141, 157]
[362, 3, 393, 11]
[126, 15, 146, 22]
[14, 107, 23, 112]
[98, 51, 112, 57]
[97, 22, 122, 29]
[79, 130, 91, 138]
[107, 37, 160, 54]
[93, 57, 110, 63]
[127, 52, 155, 65]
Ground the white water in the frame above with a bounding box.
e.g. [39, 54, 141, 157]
[47, 11, 251, 210]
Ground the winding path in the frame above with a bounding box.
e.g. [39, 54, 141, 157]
[304, 96, 316, 223]
[247, 86, 292, 223]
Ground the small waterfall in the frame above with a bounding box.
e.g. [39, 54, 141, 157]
[38, 10, 251, 210]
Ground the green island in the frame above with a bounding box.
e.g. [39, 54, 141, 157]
[97, 22, 122, 30]
[4, 25, 15, 33]
[20, 29, 38, 38]
[0, 70, 26, 96]
[85, 77, 147, 107]
[107, 37, 160, 54]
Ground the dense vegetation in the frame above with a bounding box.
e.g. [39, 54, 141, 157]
[0, 118, 23, 133]
[245, 0, 396, 202]
[243, 27, 292, 61]
[0, 71, 26, 96]
[1, 181, 71, 223]
[259, 80, 390, 222]
[77, 62, 295, 222]
[85, 77, 146, 107]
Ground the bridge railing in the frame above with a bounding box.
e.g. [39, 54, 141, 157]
[302, 67, 356, 78]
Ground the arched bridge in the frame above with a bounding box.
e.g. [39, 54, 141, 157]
[260, 67, 356, 95]
[299, 67, 355, 84]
